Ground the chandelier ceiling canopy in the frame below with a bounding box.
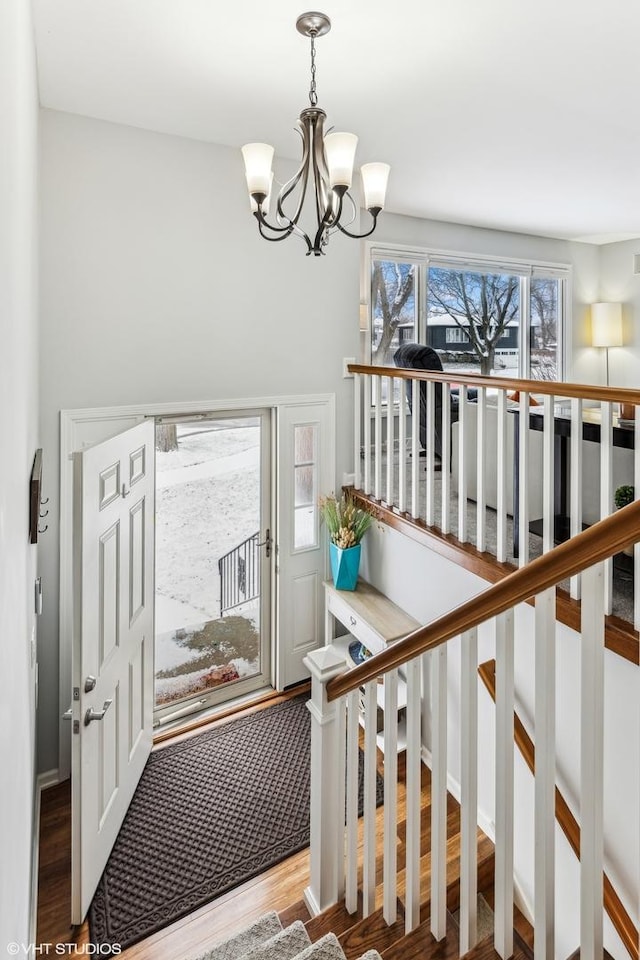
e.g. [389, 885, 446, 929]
[241, 12, 390, 257]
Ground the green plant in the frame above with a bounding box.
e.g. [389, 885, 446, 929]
[319, 491, 375, 549]
[614, 484, 635, 509]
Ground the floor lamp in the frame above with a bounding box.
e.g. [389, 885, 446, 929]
[591, 302, 623, 386]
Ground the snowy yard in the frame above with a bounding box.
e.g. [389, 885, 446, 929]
[154, 420, 262, 706]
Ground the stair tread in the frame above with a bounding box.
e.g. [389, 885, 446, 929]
[295, 932, 345, 960]
[380, 913, 460, 960]
[338, 904, 406, 960]
[279, 900, 312, 928]
[305, 901, 363, 941]
[240, 920, 310, 960]
[195, 911, 282, 960]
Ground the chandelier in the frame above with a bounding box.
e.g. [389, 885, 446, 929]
[241, 12, 390, 257]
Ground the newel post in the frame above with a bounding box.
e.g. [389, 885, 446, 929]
[303, 645, 348, 917]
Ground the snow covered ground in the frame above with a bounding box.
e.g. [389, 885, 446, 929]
[154, 421, 262, 705]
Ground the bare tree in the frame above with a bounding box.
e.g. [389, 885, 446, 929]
[156, 424, 178, 452]
[371, 261, 415, 365]
[528, 277, 559, 380]
[428, 269, 519, 375]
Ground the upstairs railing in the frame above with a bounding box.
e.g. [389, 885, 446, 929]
[218, 531, 260, 615]
[304, 501, 640, 960]
[350, 363, 640, 635]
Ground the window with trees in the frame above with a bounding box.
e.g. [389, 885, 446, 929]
[370, 250, 566, 381]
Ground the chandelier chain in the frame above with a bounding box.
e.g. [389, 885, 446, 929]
[309, 33, 318, 106]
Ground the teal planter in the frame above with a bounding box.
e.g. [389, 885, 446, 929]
[329, 542, 361, 591]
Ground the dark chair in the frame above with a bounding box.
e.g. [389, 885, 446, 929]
[393, 343, 459, 460]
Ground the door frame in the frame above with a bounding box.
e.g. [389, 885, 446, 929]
[59, 393, 335, 780]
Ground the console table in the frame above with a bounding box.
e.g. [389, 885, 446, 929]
[512, 406, 635, 557]
[324, 579, 419, 752]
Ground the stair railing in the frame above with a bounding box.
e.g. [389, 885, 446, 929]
[218, 530, 260, 615]
[350, 363, 640, 634]
[304, 500, 640, 960]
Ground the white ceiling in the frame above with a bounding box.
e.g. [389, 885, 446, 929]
[33, 0, 640, 243]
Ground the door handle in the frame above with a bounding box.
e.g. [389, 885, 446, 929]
[256, 529, 272, 558]
[84, 699, 113, 726]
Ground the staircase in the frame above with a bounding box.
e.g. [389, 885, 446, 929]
[303, 499, 640, 960]
[196, 765, 534, 960]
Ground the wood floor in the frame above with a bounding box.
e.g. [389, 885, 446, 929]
[37, 687, 529, 960]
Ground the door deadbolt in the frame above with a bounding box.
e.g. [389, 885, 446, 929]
[84, 675, 97, 693]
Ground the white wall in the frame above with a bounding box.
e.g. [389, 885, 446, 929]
[38, 108, 360, 773]
[0, 0, 40, 945]
[361, 524, 639, 960]
[598, 238, 640, 387]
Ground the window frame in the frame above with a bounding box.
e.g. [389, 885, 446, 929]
[364, 242, 571, 383]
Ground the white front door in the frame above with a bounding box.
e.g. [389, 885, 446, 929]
[276, 399, 335, 689]
[71, 420, 155, 923]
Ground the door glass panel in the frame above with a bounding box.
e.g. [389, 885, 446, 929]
[293, 423, 317, 550]
[154, 416, 266, 710]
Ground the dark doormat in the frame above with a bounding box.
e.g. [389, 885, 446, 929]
[89, 694, 384, 950]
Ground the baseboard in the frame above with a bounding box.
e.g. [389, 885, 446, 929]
[37, 768, 60, 791]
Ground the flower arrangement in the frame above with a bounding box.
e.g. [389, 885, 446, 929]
[614, 484, 635, 509]
[318, 491, 375, 549]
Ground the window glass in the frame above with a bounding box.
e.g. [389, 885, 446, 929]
[530, 276, 560, 381]
[370, 259, 416, 366]
[426, 267, 520, 376]
[293, 424, 318, 550]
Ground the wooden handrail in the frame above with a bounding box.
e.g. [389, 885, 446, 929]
[348, 362, 640, 406]
[479, 660, 639, 960]
[326, 499, 640, 702]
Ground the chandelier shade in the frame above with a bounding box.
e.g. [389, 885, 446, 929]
[240, 12, 390, 256]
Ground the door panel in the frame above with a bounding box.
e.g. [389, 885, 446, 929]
[72, 419, 155, 923]
[276, 400, 335, 689]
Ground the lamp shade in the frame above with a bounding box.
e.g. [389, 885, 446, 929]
[324, 132, 358, 188]
[241, 142, 274, 196]
[591, 302, 623, 348]
[360, 162, 390, 211]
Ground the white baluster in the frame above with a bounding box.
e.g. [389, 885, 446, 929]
[411, 378, 419, 519]
[496, 389, 507, 563]
[303, 647, 348, 916]
[542, 395, 555, 554]
[431, 644, 448, 941]
[398, 376, 407, 514]
[600, 401, 613, 614]
[570, 397, 583, 600]
[363, 679, 378, 917]
[458, 385, 468, 543]
[459, 627, 478, 956]
[386, 376, 395, 507]
[535, 587, 556, 960]
[354, 372, 362, 492]
[495, 609, 514, 959]
[518, 394, 530, 566]
[405, 655, 421, 935]
[580, 562, 605, 960]
[364, 374, 372, 496]
[345, 688, 359, 914]
[383, 670, 398, 923]
[426, 380, 436, 526]
[441, 383, 451, 534]
[635, 411, 640, 631]
[374, 378, 382, 502]
[477, 386, 487, 552]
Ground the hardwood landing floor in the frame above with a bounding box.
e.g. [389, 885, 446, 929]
[36, 689, 490, 960]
